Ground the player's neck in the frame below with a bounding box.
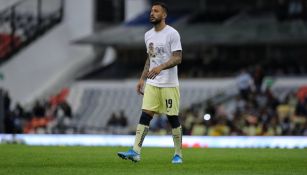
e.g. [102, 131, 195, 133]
[154, 21, 166, 32]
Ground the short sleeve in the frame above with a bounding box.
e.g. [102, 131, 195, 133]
[170, 30, 182, 52]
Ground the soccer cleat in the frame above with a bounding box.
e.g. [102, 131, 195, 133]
[117, 149, 141, 162]
[171, 154, 183, 164]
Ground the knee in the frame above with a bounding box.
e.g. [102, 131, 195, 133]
[139, 111, 153, 126]
[167, 115, 181, 128]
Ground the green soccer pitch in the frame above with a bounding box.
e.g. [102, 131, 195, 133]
[0, 145, 306, 175]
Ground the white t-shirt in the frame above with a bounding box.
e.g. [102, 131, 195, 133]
[144, 25, 182, 87]
[236, 72, 253, 90]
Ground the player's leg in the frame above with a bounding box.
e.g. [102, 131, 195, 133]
[132, 109, 154, 154]
[134, 84, 160, 154]
[161, 86, 183, 164]
[167, 115, 183, 164]
[117, 110, 154, 162]
[118, 84, 159, 162]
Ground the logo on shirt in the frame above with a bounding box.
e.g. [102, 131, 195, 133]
[148, 42, 166, 58]
[148, 42, 156, 58]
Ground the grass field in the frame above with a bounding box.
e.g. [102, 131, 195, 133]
[0, 145, 306, 175]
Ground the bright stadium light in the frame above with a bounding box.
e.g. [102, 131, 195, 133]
[203, 114, 211, 121]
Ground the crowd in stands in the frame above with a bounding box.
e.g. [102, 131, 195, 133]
[180, 89, 307, 136]
[181, 67, 307, 136]
[1, 88, 73, 134]
[106, 110, 128, 128]
[2, 68, 306, 136]
[105, 110, 129, 134]
[119, 67, 306, 136]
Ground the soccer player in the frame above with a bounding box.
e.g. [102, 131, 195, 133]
[117, 2, 183, 164]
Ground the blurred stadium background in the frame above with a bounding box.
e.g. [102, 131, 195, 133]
[0, 0, 307, 148]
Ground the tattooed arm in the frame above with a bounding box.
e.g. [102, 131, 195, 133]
[159, 50, 182, 70]
[147, 50, 182, 79]
[136, 55, 150, 95]
[140, 55, 150, 80]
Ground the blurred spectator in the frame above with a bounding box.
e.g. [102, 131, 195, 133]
[295, 97, 307, 117]
[234, 95, 246, 113]
[288, 0, 303, 19]
[215, 103, 228, 119]
[3, 103, 23, 133]
[118, 110, 128, 127]
[204, 100, 216, 117]
[182, 109, 197, 135]
[2, 90, 12, 133]
[191, 121, 206, 135]
[13, 103, 25, 119]
[302, 121, 307, 135]
[281, 117, 292, 135]
[52, 101, 73, 133]
[265, 88, 280, 110]
[32, 100, 45, 118]
[252, 65, 265, 93]
[236, 69, 255, 100]
[10, 110, 23, 133]
[45, 101, 56, 118]
[107, 112, 120, 127]
[3, 90, 11, 114]
[208, 117, 230, 136]
[269, 116, 282, 135]
[59, 101, 72, 118]
[277, 102, 292, 121]
[11, 103, 25, 133]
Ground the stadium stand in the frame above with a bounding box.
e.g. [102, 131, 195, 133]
[65, 80, 236, 134]
[179, 80, 307, 136]
[0, 0, 63, 63]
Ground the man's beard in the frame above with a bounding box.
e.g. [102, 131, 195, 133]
[150, 17, 162, 25]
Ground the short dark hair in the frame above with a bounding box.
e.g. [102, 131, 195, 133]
[152, 2, 168, 14]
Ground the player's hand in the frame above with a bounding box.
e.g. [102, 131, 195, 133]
[136, 79, 145, 95]
[147, 66, 162, 79]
